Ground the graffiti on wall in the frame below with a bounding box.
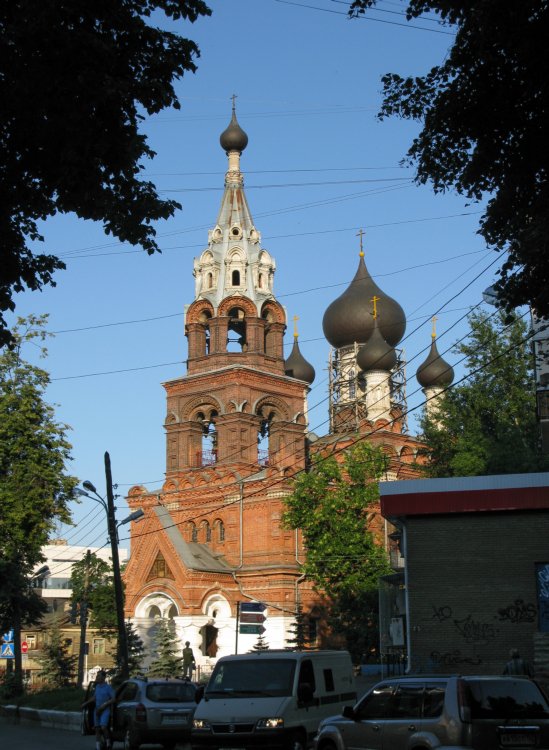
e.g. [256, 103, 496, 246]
[430, 650, 482, 667]
[497, 599, 537, 623]
[454, 614, 498, 644]
[420, 594, 541, 666]
[536, 563, 549, 632]
[424, 605, 453, 622]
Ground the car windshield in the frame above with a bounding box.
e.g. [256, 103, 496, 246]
[206, 659, 296, 697]
[466, 680, 549, 720]
[146, 683, 196, 703]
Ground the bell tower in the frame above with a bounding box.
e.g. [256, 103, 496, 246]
[164, 103, 309, 476]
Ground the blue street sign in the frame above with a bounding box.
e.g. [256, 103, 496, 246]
[240, 602, 266, 613]
[2, 629, 14, 643]
[1, 643, 15, 658]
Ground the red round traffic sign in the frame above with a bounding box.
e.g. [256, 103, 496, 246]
[21, 642, 28, 653]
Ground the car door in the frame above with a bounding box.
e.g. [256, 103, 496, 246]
[112, 680, 139, 740]
[339, 683, 393, 750]
[81, 681, 96, 735]
[381, 682, 424, 750]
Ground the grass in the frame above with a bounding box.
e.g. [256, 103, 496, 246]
[5, 686, 86, 712]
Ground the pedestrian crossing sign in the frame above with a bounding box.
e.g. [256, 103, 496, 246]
[1, 642, 15, 658]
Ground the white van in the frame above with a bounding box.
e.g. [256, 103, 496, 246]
[191, 650, 356, 750]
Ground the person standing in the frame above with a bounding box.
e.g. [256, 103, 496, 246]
[182, 640, 196, 679]
[82, 670, 116, 750]
[503, 648, 534, 677]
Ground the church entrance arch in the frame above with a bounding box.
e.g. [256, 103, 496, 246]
[200, 594, 231, 658]
[133, 593, 181, 665]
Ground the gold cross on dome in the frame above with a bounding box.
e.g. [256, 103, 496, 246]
[293, 315, 299, 338]
[356, 228, 365, 257]
[371, 295, 380, 319]
[431, 315, 438, 338]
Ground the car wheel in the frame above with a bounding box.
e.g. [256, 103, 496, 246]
[123, 723, 140, 750]
[288, 731, 307, 750]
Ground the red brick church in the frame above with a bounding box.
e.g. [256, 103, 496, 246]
[123, 106, 452, 669]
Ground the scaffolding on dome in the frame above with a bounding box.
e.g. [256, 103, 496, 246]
[328, 345, 408, 434]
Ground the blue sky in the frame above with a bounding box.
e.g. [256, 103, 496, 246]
[11, 0, 501, 549]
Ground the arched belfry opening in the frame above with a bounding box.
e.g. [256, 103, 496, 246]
[257, 407, 274, 466]
[185, 301, 214, 361]
[227, 306, 247, 352]
[201, 309, 212, 355]
[197, 409, 218, 466]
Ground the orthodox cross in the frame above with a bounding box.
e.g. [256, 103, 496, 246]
[356, 228, 365, 256]
[231, 93, 238, 112]
[293, 314, 299, 338]
[371, 295, 380, 319]
[431, 315, 438, 338]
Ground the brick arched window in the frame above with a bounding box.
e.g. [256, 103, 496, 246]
[201, 520, 211, 542]
[214, 519, 225, 542]
[188, 522, 198, 543]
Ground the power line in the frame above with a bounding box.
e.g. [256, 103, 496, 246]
[58, 181, 415, 259]
[50, 246, 487, 335]
[158, 177, 414, 193]
[144, 165, 411, 177]
[49, 250, 495, 382]
[58, 209, 482, 260]
[273, 0, 454, 34]
[114, 252, 502, 489]
[121, 307, 533, 543]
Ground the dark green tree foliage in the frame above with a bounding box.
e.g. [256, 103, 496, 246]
[328, 590, 380, 665]
[110, 622, 147, 682]
[0, 562, 47, 640]
[421, 309, 547, 477]
[0, 1, 211, 346]
[36, 621, 77, 688]
[0, 316, 76, 572]
[285, 605, 309, 651]
[70, 553, 118, 634]
[126, 622, 147, 676]
[349, 1, 549, 317]
[251, 633, 270, 652]
[148, 618, 183, 678]
[283, 443, 391, 660]
[0, 315, 77, 691]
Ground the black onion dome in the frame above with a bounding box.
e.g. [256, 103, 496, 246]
[220, 107, 248, 153]
[322, 254, 406, 348]
[285, 339, 315, 384]
[416, 337, 454, 388]
[357, 318, 397, 372]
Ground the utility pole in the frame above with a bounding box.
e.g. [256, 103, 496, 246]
[235, 602, 240, 655]
[105, 451, 129, 680]
[77, 550, 91, 688]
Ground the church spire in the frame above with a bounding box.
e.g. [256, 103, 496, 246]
[191, 101, 277, 315]
[219, 95, 249, 187]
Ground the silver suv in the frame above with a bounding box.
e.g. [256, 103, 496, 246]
[314, 675, 549, 750]
[82, 676, 197, 750]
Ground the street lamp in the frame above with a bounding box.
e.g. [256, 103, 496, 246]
[79, 451, 144, 681]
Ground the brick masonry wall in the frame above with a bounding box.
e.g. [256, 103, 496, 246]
[406, 510, 549, 676]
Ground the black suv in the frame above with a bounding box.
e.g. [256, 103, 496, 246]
[314, 674, 549, 749]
